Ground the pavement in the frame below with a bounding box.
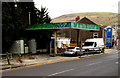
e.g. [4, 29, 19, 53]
[2, 52, 118, 76]
[0, 48, 119, 71]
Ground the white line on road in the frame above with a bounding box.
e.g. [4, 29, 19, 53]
[115, 62, 118, 64]
[88, 62, 102, 66]
[88, 63, 96, 66]
[48, 69, 74, 76]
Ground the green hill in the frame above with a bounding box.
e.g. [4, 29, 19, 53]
[51, 12, 118, 26]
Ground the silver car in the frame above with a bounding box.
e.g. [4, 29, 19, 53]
[64, 47, 83, 56]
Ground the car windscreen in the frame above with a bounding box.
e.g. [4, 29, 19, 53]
[67, 47, 75, 49]
[83, 42, 94, 46]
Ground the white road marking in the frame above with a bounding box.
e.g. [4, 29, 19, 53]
[115, 62, 118, 64]
[48, 69, 74, 76]
[88, 63, 96, 66]
[88, 62, 102, 66]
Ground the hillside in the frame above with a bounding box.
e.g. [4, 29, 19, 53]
[51, 12, 118, 26]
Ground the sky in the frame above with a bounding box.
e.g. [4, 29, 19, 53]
[34, 0, 119, 19]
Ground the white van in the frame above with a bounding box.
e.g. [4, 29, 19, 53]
[82, 38, 105, 53]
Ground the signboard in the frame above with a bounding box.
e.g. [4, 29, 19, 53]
[106, 28, 112, 46]
[71, 23, 100, 30]
[26, 22, 100, 30]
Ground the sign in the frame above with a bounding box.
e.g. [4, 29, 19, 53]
[106, 28, 112, 46]
[26, 22, 100, 30]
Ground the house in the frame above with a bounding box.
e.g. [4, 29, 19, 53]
[77, 17, 103, 42]
[58, 17, 103, 47]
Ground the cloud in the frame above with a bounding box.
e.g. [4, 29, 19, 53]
[34, 0, 119, 18]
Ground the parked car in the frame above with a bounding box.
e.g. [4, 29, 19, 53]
[63, 47, 83, 56]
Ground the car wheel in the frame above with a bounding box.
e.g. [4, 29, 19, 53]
[101, 48, 105, 53]
[74, 52, 78, 56]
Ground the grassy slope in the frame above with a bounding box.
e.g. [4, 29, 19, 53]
[51, 12, 118, 26]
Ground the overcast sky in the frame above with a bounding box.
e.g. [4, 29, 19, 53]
[34, 0, 119, 19]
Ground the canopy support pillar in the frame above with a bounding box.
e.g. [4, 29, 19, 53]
[77, 30, 80, 47]
[54, 31, 57, 56]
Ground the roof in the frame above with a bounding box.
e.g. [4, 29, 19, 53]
[77, 17, 98, 25]
[101, 26, 107, 29]
[26, 22, 100, 31]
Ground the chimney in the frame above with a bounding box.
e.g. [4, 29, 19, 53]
[75, 16, 80, 22]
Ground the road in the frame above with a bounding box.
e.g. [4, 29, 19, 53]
[2, 52, 119, 76]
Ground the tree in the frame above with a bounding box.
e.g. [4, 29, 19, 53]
[2, 2, 52, 53]
[2, 2, 36, 53]
[2, 2, 17, 53]
[35, 6, 51, 24]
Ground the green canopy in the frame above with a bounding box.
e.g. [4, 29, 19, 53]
[26, 22, 100, 30]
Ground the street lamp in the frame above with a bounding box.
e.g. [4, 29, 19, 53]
[14, 0, 18, 8]
[14, 4, 17, 7]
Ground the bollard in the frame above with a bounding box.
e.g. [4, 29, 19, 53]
[6, 52, 11, 65]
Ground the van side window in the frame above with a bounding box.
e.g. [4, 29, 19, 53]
[93, 33, 98, 38]
[94, 42, 97, 47]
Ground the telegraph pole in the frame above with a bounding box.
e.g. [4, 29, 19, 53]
[29, 12, 31, 25]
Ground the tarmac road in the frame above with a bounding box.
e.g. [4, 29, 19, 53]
[2, 52, 119, 76]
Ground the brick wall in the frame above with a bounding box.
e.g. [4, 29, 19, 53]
[64, 28, 102, 43]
